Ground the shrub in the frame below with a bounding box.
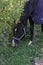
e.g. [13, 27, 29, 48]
[0, 0, 24, 46]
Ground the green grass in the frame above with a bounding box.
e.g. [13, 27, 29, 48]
[0, 25, 43, 65]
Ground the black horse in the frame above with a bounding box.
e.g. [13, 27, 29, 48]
[12, 0, 43, 47]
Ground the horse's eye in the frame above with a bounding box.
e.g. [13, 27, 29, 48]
[15, 28, 17, 32]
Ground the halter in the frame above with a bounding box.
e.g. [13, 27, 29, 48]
[13, 27, 26, 41]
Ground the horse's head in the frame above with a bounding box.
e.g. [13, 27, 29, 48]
[12, 23, 26, 47]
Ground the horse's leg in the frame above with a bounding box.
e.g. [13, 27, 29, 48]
[28, 16, 34, 45]
[41, 24, 43, 32]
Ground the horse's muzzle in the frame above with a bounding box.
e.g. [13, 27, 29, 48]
[12, 37, 20, 47]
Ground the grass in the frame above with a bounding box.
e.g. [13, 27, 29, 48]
[0, 25, 43, 65]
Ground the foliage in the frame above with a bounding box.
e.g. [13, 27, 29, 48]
[0, 0, 24, 45]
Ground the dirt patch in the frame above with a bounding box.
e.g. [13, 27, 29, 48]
[35, 57, 43, 65]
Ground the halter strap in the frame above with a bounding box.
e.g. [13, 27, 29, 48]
[14, 27, 26, 41]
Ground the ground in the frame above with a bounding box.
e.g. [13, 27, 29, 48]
[0, 25, 43, 65]
[35, 57, 43, 65]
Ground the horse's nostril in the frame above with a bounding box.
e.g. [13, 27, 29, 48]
[14, 39, 19, 43]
